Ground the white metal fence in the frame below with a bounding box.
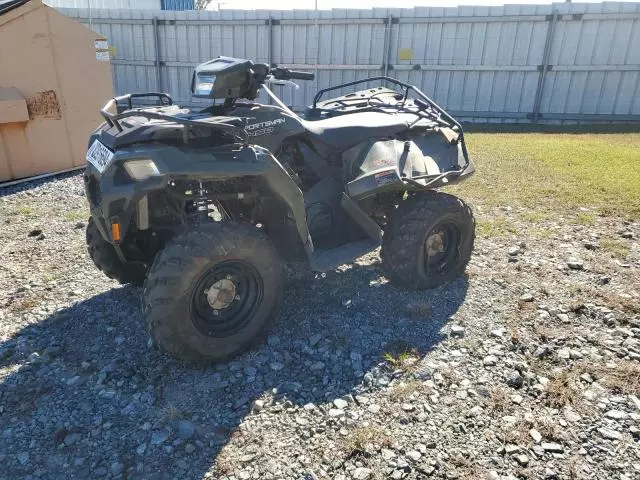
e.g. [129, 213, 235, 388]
[46, 0, 161, 9]
[59, 2, 640, 123]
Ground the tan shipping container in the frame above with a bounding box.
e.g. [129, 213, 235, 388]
[0, 0, 113, 182]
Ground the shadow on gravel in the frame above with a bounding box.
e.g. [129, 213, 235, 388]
[0, 264, 468, 480]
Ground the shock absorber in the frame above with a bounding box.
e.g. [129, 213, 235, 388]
[194, 180, 210, 223]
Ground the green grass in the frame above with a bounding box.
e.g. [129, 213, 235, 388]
[476, 216, 518, 238]
[601, 238, 631, 260]
[519, 211, 553, 223]
[65, 210, 87, 222]
[384, 350, 415, 368]
[340, 427, 391, 457]
[576, 212, 596, 225]
[383, 339, 420, 371]
[529, 226, 555, 238]
[452, 133, 640, 218]
[13, 206, 36, 216]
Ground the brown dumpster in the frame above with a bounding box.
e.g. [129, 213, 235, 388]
[0, 0, 113, 182]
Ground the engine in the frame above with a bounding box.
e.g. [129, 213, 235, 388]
[276, 141, 319, 189]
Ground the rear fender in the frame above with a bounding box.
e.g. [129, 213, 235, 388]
[92, 144, 313, 258]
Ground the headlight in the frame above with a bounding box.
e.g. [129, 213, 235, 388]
[193, 73, 216, 97]
[124, 159, 159, 181]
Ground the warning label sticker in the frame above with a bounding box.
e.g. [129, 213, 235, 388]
[95, 39, 110, 61]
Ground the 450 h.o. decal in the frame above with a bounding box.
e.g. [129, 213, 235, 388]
[245, 118, 285, 137]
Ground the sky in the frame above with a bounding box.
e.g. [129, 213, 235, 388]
[214, 0, 636, 10]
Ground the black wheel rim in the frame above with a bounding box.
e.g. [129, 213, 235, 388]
[190, 260, 263, 338]
[423, 222, 461, 276]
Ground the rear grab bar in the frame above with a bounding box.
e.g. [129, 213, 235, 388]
[99, 92, 248, 143]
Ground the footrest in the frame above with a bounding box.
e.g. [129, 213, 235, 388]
[310, 238, 379, 272]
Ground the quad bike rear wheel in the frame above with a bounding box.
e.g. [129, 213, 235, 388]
[86, 217, 146, 286]
[381, 191, 475, 290]
[143, 222, 283, 364]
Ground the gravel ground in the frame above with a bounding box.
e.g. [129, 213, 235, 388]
[0, 173, 639, 480]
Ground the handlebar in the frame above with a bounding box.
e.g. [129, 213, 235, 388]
[270, 67, 314, 81]
[289, 70, 315, 81]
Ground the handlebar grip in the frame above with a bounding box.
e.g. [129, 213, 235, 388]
[288, 70, 315, 81]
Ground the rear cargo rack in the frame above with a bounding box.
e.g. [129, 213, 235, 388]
[115, 92, 173, 112]
[99, 93, 248, 142]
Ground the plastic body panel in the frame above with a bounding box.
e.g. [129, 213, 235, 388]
[192, 57, 254, 99]
[84, 139, 313, 258]
[226, 102, 306, 152]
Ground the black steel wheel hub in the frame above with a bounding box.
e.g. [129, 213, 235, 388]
[424, 222, 461, 275]
[190, 260, 263, 337]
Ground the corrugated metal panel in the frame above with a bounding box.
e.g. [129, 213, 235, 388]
[57, 3, 640, 123]
[539, 2, 640, 120]
[46, 0, 160, 9]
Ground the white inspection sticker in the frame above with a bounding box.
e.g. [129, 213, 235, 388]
[86, 139, 114, 173]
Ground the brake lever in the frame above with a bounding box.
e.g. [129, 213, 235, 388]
[265, 78, 300, 90]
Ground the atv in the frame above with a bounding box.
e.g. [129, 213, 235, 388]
[84, 56, 476, 363]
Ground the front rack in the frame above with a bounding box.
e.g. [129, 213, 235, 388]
[313, 76, 469, 168]
[313, 77, 460, 128]
[99, 92, 248, 142]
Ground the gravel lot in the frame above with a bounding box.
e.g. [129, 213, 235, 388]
[0, 168, 638, 480]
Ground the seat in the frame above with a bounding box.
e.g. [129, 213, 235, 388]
[302, 111, 411, 150]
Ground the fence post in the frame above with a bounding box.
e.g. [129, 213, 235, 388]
[152, 16, 162, 92]
[314, 10, 320, 96]
[382, 15, 394, 77]
[531, 9, 559, 122]
[267, 17, 275, 104]
[267, 17, 274, 66]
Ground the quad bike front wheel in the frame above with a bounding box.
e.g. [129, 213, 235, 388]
[143, 222, 283, 364]
[381, 191, 475, 290]
[86, 217, 146, 286]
